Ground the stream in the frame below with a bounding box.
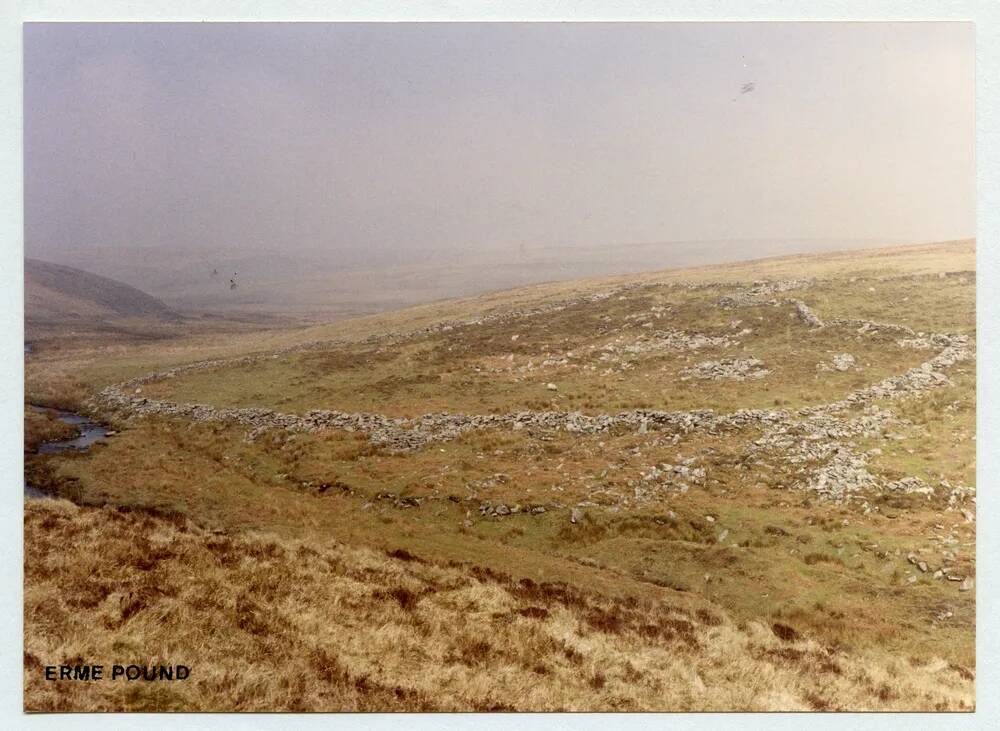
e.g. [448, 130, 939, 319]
[25, 405, 110, 499]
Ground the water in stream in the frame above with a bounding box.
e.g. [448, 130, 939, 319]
[25, 405, 110, 499]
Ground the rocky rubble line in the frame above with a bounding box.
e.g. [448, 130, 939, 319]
[477, 325, 738, 377]
[751, 399, 975, 517]
[719, 290, 826, 330]
[88, 279, 974, 504]
[93, 381, 790, 452]
[715, 284, 972, 414]
[652, 284, 970, 505]
[682, 357, 771, 381]
[716, 279, 811, 308]
[803, 334, 970, 416]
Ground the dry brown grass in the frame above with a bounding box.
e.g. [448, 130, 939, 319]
[24, 500, 973, 712]
[30, 415, 975, 670]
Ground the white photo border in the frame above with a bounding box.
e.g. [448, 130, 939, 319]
[2, 2, 995, 729]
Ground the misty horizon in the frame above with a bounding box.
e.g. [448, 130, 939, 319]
[23, 22, 974, 317]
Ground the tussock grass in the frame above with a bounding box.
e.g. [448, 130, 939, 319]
[25, 500, 973, 712]
[31, 416, 976, 676]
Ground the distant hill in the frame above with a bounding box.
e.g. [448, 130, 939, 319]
[29, 238, 914, 322]
[25, 258, 180, 324]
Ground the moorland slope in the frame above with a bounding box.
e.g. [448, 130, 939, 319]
[24, 240, 976, 711]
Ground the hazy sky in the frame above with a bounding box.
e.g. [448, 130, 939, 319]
[24, 22, 974, 264]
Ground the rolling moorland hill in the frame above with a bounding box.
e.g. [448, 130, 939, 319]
[24, 258, 302, 355]
[23, 240, 975, 711]
[25, 258, 180, 326]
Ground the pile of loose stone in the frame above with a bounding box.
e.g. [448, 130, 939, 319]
[807, 447, 881, 500]
[750, 406, 893, 501]
[682, 357, 771, 381]
[637, 460, 706, 496]
[717, 279, 811, 308]
[886, 477, 936, 496]
[816, 353, 857, 372]
[478, 502, 548, 519]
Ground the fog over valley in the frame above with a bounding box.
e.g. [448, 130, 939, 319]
[24, 23, 973, 319]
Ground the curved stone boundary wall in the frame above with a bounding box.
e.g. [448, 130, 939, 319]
[87, 279, 974, 500]
[91, 279, 970, 448]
